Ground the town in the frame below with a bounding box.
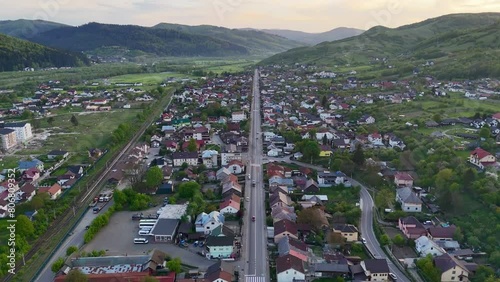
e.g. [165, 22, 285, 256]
[0, 60, 499, 282]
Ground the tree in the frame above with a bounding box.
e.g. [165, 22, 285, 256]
[416, 255, 441, 282]
[352, 144, 365, 166]
[145, 166, 163, 190]
[297, 208, 326, 232]
[296, 140, 320, 162]
[375, 189, 394, 210]
[66, 246, 79, 256]
[166, 257, 182, 273]
[47, 116, 55, 125]
[327, 232, 346, 246]
[479, 127, 491, 139]
[16, 215, 35, 239]
[186, 138, 197, 152]
[321, 95, 328, 108]
[177, 181, 200, 199]
[380, 234, 390, 246]
[64, 269, 88, 282]
[392, 234, 405, 247]
[432, 113, 441, 123]
[51, 257, 65, 273]
[70, 114, 79, 126]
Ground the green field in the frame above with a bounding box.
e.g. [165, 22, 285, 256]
[107, 72, 190, 84]
[0, 156, 21, 170]
[204, 61, 255, 74]
[21, 109, 142, 155]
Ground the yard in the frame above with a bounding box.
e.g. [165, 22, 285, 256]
[0, 156, 21, 170]
[20, 109, 142, 155]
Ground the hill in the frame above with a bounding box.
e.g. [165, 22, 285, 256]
[260, 13, 500, 72]
[0, 33, 90, 71]
[0, 19, 68, 39]
[153, 23, 304, 55]
[258, 27, 364, 45]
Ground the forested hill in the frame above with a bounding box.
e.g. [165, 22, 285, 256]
[0, 34, 90, 72]
[27, 23, 251, 57]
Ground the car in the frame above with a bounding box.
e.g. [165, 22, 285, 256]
[361, 238, 367, 244]
[252, 216, 255, 222]
[85, 225, 90, 230]
[247, 174, 251, 179]
[389, 273, 397, 280]
[246, 197, 249, 202]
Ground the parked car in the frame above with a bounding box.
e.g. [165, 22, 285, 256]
[252, 216, 255, 222]
[389, 273, 397, 280]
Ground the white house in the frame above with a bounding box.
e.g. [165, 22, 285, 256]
[172, 152, 198, 167]
[4, 122, 33, 142]
[276, 254, 305, 282]
[358, 114, 376, 125]
[415, 236, 446, 257]
[231, 111, 247, 122]
[368, 132, 384, 146]
[195, 211, 225, 234]
[226, 160, 245, 175]
[396, 187, 422, 212]
[201, 150, 219, 168]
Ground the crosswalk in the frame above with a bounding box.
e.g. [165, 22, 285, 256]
[245, 275, 267, 282]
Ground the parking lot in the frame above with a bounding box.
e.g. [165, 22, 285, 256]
[83, 208, 214, 270]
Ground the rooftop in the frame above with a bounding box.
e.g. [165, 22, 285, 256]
[157, 204, 188, 219]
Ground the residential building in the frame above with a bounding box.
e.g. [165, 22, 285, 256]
[274, 219, 298, 243]
[277, 236, 309, 262]
[219, 194, 241, 215]
[396, 187, 422, 212]
[276, 254, 306, 282]
[317, 171, 351, 187]
[2, 122, 33, 142]
[332, 224, 359, 242]
[415, 236, 446, 257]
[38, 183, 62, 200]
[469, 147, 496, 169]
[172, 152, 198, 167]
[47, 150, 69, 160]
[201, 150, 219, 168]
[195, 211, 224, 234]
[427, 225, 457, 241]
[18, 158, 44, 172]
[358, 259, 390, 281]
[226, 159, 245, 175]
[434, 253, 470, 282]
[311, 263, 350, 279]
[398, 216, 427, 239]
[0, 128, 17, 150]
[394, 172, 414, 187]
[150, 218, 180, 242]
[205, 235, 235, 259]
[231, 111, 247, 122]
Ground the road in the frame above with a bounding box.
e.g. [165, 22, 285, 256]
[242, 69, 268, 282]
[268, 157, 411, 282]
[32, 95, 175, 282]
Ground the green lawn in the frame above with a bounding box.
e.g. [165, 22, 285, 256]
[107, 72, 189, 84]
[318, 186, 360, 205]
[22, 109, 142, 154]
[0, 156, 21, 170]
[204, 61, 255, 74]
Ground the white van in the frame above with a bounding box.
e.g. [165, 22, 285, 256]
[134, 238, 149, 244]
[138, 230, 150, 236]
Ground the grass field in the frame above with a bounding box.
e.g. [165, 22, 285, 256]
[0, 156, 21, 170]
[204, 61, 255, 74]
[107, 72, 189, 84]
[21, 109, 142, 155]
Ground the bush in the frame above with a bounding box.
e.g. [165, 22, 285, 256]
[51, 257, 65, 273]
[66, 246, 79, 256]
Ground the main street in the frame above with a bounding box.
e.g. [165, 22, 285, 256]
[242, 69, 268, 282]
[267, 156, 411, 282]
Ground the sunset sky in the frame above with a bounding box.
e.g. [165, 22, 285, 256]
[2, 0, 500, 32]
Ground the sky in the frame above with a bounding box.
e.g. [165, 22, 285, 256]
[1, 0, 500, 32]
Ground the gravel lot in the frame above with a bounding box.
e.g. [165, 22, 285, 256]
[83, 208, 214, 270]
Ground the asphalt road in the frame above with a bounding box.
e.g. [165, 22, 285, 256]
[268, 157, 411, 282]
[242, 69, 268, 282]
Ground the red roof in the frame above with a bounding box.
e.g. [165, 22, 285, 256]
[470, 147, 492, 159]
[395, 172, 413, 181]
[493, 113, 500, 120]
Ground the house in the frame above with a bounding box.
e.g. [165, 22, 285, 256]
[88, 148, 103, 159]
[0, 128, 17, 150]
[18, 158, 44, 172]
[319, 145, 333, 157]
[276, 254, 306, 282]
[434, 253, 470, 282]
[396, 187, 422, 212]
[317, 171, 351, 187]
[221, 178, 242, 197]
[19, 183, 36, 202]
[358, 114, 375, 125]
[272, 206, 297, 223]
[201, 150, 219, 168]
[47, 150, 69, 160]
[301, 179, 319, 193]
[38, 183, 62, 200]
[2, 122, 33, 142]
[398, 216, 427, 239]
[205, 235, 235, 259]
[172, 152, 198, 167]
[216, 167, 232, 181]
[270, 191, 293, 208]
[332, 224, 359, 242]
[274, 219, 298, 243]
[157, 182, 174, 194]
[195, 211, 224, 234]
[150, 135, 162, 148]
[22, 168, 40, 182]
[231, 111, 246, 122]
[177, 261, 234, 282]
[427, 225, 457, 241]
[468, 148, 496, 169]
[415, 236, 446, 257]
[163, 140, 178, 152]
[368, 132, 384, 146]
[357, 259, 390, 281]
[394, 172, 413, 187]
[226, 159, 245, 175]
[219, 194, 241, 215]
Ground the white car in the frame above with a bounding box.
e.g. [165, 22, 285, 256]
[389, 273, 397, 280]
[361, 238, 367, 244]
[246, 197, 249, 202]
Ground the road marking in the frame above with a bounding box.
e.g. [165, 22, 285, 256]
[245, 275, 266, 282]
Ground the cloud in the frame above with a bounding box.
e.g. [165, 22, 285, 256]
[0, 0, 499, 32]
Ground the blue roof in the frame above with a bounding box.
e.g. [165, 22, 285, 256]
[18, 159, 43, 169]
